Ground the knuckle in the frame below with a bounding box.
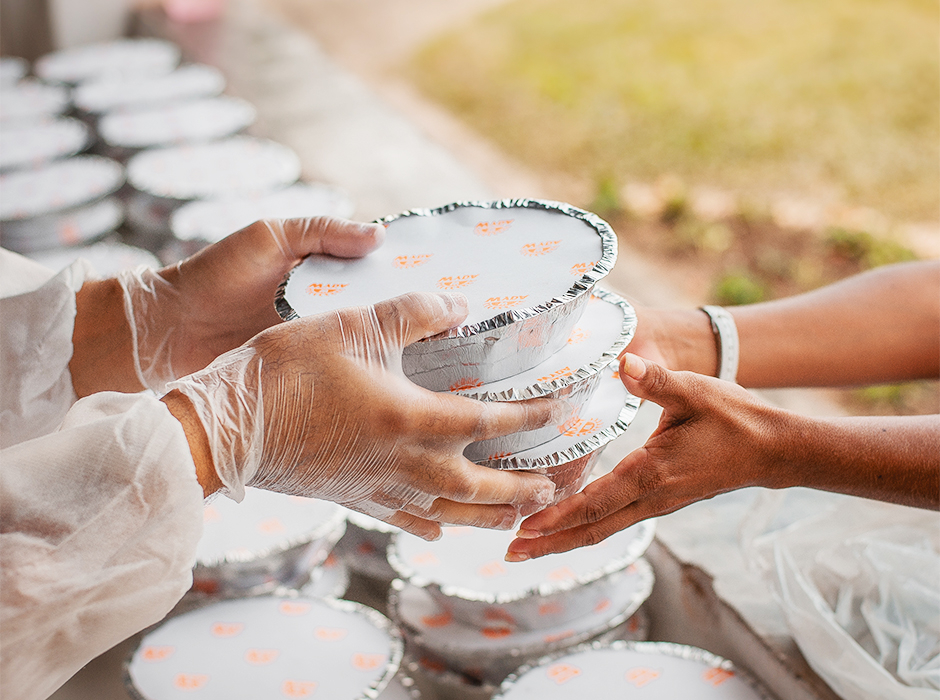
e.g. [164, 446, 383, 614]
[579, 523, 612, 548]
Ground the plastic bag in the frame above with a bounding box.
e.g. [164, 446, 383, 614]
[742, 490, 939, 700]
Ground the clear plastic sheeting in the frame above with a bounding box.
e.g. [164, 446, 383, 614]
[743, 491, 940, 700]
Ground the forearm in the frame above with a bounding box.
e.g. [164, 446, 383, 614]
[767, 411, 940, 509]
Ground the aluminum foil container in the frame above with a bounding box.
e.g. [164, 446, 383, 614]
[493, 640, 774, 699]
[377, 673, 422, 700]
[124, 595, 403, 700]
[596, 606, 649, 644]
[98, 95, 257, 158]
[0, 80, 70, 122]
[170, 181, 355, 245]
[73, 63, 226, 115]
[26, 239, 160, 275]
[0, 117, 90, 172]
[277, 199, 617, 391]
[403, 656, 496, 700]
[1, 197, 123, 254]
[0, 56, 27, 87]
[389, 558, 654, 685]
[460, 289, 635, 461]
[35, 38, 180, 85]
[388, 518, 654, 632]
[299, 551, 350, 600]
[334, 509, 402, 582]
[190, 487, 347, 597]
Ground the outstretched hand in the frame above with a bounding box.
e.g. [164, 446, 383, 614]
[121, 217, 385, 393]
[505, 353, 783, 560]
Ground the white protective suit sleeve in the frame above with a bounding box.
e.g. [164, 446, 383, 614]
[0, 250, 205, 700]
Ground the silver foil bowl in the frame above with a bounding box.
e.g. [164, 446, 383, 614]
[334, 509, 402, 583]
[388, 521, 654, 632]
[494, 640, 774, 699]
[277, 199, 618, 391]
[389, 558, 654, 686]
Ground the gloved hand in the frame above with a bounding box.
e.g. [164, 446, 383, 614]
[166, 292, 564, 540]
[119, 217, 384, 394]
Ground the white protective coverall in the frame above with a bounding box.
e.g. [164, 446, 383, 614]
[0, 249, 204, 700]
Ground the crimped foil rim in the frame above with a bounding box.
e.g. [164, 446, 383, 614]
[456, 288, 636, 402]
[493, 639, 776, 700]
[387, 521, 654, 606]
[274, 198, 617, 334]
[402, 655, 497, 695]
[479, 388, 641, 471]
[122, 594, 404, 700]
[194, 505, 348, 569]
[389, 557, 654, 660]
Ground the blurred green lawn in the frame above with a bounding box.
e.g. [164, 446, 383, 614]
[409, 0, 939, 222]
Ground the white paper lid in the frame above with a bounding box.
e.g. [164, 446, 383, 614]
[127, 136, 301, 200]
[0, 56, 28, 86]
[171, 182, 355, 242]
[497, 642, 769, 698]
[282, 202, 605, 327]
[392, 519, 653, 600]
[0, 117, 89, 171]
[98, 95, 256, 148]
[300, 552, 350, 600]
[0, 156, 124, 220]
[73, 63, 225, 114]
[127, 596, 401, 699]
[197, 487, 344, 565]
[26, 240, 158, 275]
[35, 38, 179, 84]
[0, 79, 69, 122]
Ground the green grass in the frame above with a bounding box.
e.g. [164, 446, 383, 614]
[409, 0, 939, 221]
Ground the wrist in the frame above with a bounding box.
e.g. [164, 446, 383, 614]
[653, 308, 720, 375]
[162, 389, 221, 498]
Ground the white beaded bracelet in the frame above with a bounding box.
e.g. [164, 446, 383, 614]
[700, 305, 739, 383]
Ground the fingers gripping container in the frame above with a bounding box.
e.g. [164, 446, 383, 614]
[190, 487, 347, 598]
[389, 558, 654, 686]
[124, 595, 403, 700]
[278, 199, 617, 391]
[493, 640, 774, 699]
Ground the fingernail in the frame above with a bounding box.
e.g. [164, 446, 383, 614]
[515, 528, 541, 539]
[620, 353, 646, 380]
[504, 551, 529, 563]
[421, 528, 442, 542]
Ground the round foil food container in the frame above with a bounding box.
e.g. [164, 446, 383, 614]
[35, 38, 180, 85]
[73, 63, 226, 115]
[334, 509, 401, 582]
[389, 558, 654, 685]
[191, 488, 347, 597]
[277, 199, 617, 390]
[0, 197, 124, 254]
[0, 79, 69, 122]
[26, 239, 159, 275]
[125, 595, 403, 700]
[299, 552, 350, 600]
[171, 182, 355, 244]
[460, 289, 635, 461]
[596, 606, 650, 644]
[404, 655, 496, 700]
[0, 56, 27, 86]
[388, 519, 654, 632]
[0, 155, 124, 222]
[0, 117, 90, 172]
[98, 96, 257, 153]
[377, 673, 421, 700]
[493, 640, 773, 699]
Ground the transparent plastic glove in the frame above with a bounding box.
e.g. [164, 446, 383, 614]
[167, 292, 562, 539]
[119, 217, 384, 394]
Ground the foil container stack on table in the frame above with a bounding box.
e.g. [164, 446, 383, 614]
[34, 38, 181, 86]
[0, 118, 91, 173]
[26, 239, 160, 275]
[0, 79, 70, 122]
[386, 522, 655, 689]
[124, 595, 404, 700]
[0, 56, 28, 86]
[492, 640, 773, 699]
[334, 509, 403, 584]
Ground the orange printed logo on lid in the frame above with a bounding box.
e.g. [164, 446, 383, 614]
[449, 377, 484, 392]
[211, 622, 244, 638]
[356, 541, 377, 555]
[59, 220, 81, 246]
[411, 551, 439, 566]
[352, 653, 386, 670]
[393, 254, 433, 268]
[543, 629, 574, 644]
[537, 367, 573, 384]
[281, 680, 318, 697]
[702, 668, 735, 686]
[306, 282, 348, 296]
[314, 627, 348, 641]
[484, 607, 516, 625]
[521, 240, 561, 257]
[488, 451, 512, 460]
[558, 416, 602, 437]
[141, 645, 175, 662]
[480, 626, 513, 639]
[258, 517, 285, 534]
[245, 649, 280, 665]
[477, 560, 507, 578]
[437, 274, 478, 290]
[546, 663, 581, 684]
[419, 655, 447, 672]
[278, 601, 311, 616]
[548, 566, 577, 581]
[174, 673, 209, 690]
[567, 328, 589, 344]
[626, 667, 661, 688]
[203, 505, 221, 523]
[483, 295, 529, 310]
[570, 261, 597, 276]
[421, 611, 453, 628]
[474, 219, 514, 236]
[594, 598, 611, 613]
[539, 601, 563, 616]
